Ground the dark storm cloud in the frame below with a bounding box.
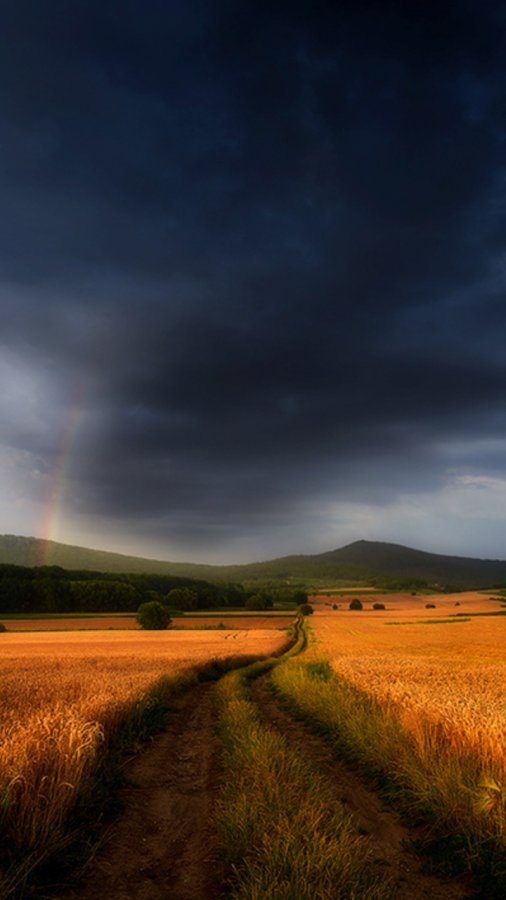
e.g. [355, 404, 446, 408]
[1, 1, 506, 556]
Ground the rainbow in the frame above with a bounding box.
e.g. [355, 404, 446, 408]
[36, 384, 87, 567]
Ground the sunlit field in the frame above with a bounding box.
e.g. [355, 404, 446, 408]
[0, 628, 287, 895]
[0, 628, 288, 729]
[265, 594, 506, 889]
[312, 588, 503, 616]
[309, 592, 506, 768]
[1, 612, 293, 631]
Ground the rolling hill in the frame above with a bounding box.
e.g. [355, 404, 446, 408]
[1, 534, 506, 588]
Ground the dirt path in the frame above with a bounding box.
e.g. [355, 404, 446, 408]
[58, 663, 474, 900]
[63, 682, 221, 900]
[250, 675, 475, 900]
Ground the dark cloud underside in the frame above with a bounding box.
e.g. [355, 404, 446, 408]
[1, 1, 506, 559]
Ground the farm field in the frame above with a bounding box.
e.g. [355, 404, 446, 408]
[0, 626, 288, 689]
[312, 587, 504, 615]
[262, 595, 506, 893]
[309, 593, 506, 766]
[4, 595, 505, 897]
[1, 611, 293, 631]
[0, 627, 287, 897]
[172, 614, 294, 629]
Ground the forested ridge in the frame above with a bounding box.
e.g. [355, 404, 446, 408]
[2, 534, 506, 591]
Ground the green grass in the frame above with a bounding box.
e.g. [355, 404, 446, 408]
[214, 622, 392, 898]
[456, 610, 506, 618]
[312, 586, 379, 594]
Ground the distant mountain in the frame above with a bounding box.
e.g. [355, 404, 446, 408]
[311, 540, 506, 588]
[1, 534, 506, 588]
[0, 534, 222, 579]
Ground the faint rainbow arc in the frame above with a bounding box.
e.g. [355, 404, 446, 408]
[36, 384, 88, 567]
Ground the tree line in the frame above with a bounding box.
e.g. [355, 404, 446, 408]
[0, 564, 308, 614]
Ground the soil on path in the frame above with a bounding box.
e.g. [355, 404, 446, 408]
[250, 674, 475, 900]
[63, 682, 221, 900]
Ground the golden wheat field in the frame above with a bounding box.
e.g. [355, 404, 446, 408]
[5, 613, 294, 631]
[4, 615, 139, 630]
[0, 627, 287, 726]
[310, 594, 506, 773]
[0, 627, 287, 882]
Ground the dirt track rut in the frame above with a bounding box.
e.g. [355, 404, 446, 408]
[250, 674, 474, 900]
[63, 682, 220, 900]
[61, 663, 475, 899]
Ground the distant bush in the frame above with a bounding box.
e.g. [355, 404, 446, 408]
[332, 603, 338, 610]
[298, 602, 313, 616]
[349, 598, 363, 611]
[136, 601, 172, 630]
[454, 601, 460, 606]
[0, 623, 6, 632]
[372, 602, 385, 610]
[425, 603, 436, 609]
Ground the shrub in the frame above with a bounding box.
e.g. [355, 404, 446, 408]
[332, 604, 338, 610]
[425, 603, 436, 609]
[372, 602, 385, 610]
[349, 598, 363, 611]
[136, 601, 172, 630]
[0, 623, 6, 632]
[297, 602, 313, 616]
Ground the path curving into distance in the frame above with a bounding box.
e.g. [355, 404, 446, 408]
[60, 620, 474, 900]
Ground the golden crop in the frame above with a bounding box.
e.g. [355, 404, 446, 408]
[0, 628, 286, 893]
[311, 601, 506, 776]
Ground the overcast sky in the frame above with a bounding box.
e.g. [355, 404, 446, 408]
[1, 1, 506, 563]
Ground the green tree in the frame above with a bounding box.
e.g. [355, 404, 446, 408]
[137, 601, 172, 630]
[298, 602, 313, 616]
[291, 590, 309, 605]
[349, 598, 363, 610]
[245, 593, 268, 611]
[165, 587, 198, 610]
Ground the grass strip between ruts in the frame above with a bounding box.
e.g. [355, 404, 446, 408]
[214, 620, 393, 899]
